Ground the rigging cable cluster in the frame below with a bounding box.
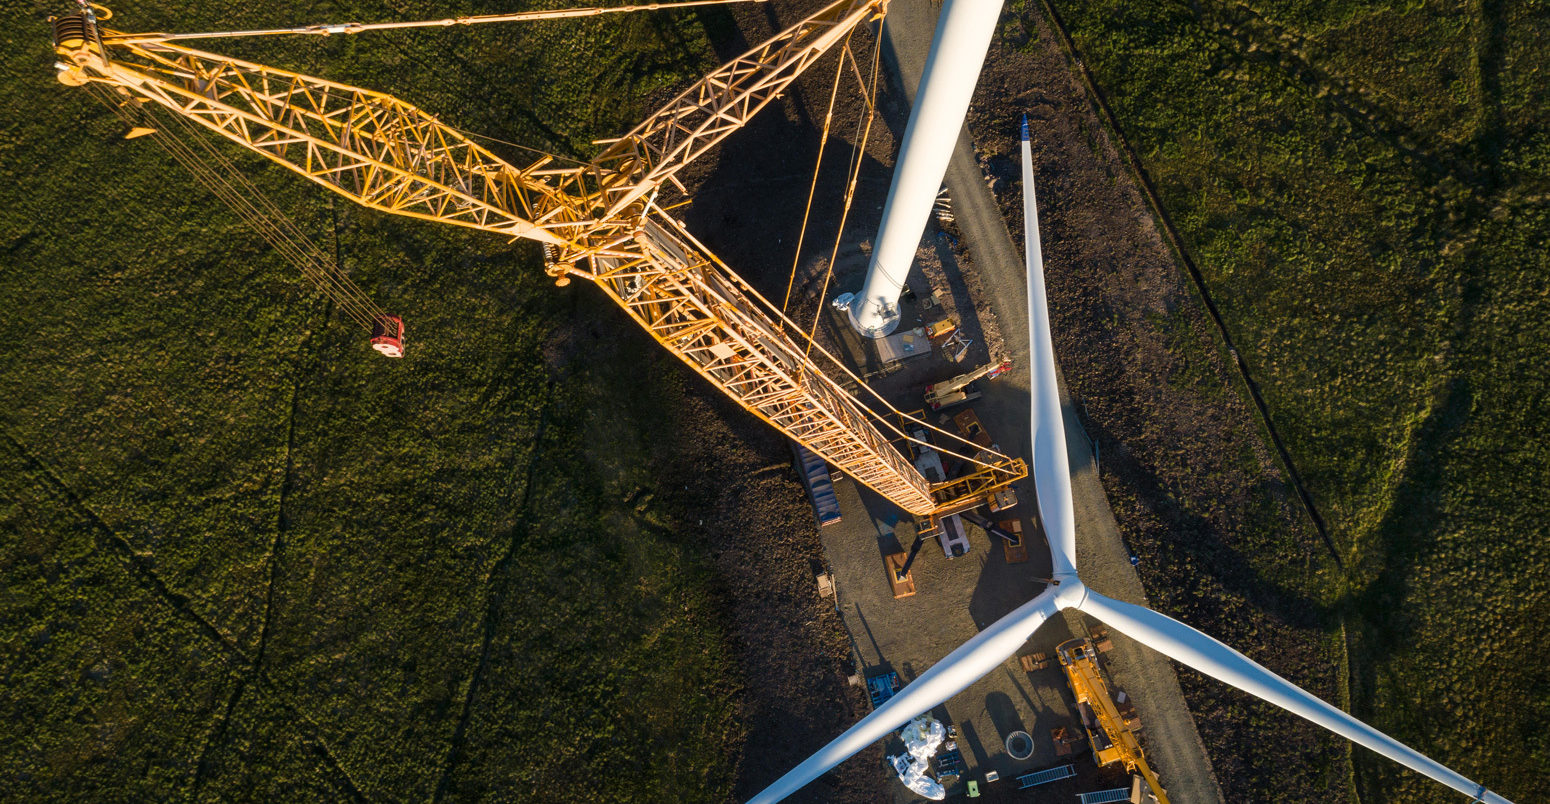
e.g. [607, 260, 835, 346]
[85, 84, 405, 356]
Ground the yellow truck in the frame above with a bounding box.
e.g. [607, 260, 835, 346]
[1056, 638, 1169, 804]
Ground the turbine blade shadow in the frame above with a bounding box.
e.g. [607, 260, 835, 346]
[746, 589, 1062, 803]
[1075, 589, 1512, 804]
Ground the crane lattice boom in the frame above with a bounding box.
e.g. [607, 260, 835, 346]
[51, 0, 1025, 517]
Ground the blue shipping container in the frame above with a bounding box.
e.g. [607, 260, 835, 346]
[792, 443, 842, 526]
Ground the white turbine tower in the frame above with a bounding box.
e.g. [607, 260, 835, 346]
[748, 117, 1512, 804]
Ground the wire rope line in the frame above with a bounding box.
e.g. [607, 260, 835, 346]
[841, 39, 875, 115]
[803, 26, 881, 359]
[87, 87, 389, 331]
[629, 29, 1007, 474]
[463, 129, 595, 170]
[705, 242, 1009, 474]
[735, 24, 999, 466]
[781, 30, 854, 313]
[754, 27, 1002, 470]
[87, 93, 355, 322]
[152, 106, 386, 326]
[754, 31, 1011, 472]
[101, 0, 768, 44]
[123, 97, 382, 327]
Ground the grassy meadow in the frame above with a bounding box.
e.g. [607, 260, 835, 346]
[1054, 0, 1549, 800]
[1, 1, 751, 800]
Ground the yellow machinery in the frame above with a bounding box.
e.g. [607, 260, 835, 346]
[923, 358, 1010, 410]
[47, 0, 1025, 519]
[1056, 637, 1170, 804]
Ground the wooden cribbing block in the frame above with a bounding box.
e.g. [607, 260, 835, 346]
[886, 552, 915, 599]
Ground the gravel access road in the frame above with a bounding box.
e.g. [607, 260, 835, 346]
[875, 1, 1226, 801]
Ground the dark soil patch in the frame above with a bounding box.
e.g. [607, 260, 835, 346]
[663, 0, 1349, 799]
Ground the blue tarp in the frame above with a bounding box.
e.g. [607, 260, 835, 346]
[793, 443, 842, 526]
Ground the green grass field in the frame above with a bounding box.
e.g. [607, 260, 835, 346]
[1056, 0, 1549, 800]
[1, 1, 751, 800]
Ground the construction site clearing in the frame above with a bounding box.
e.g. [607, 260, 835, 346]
[798, 259, 1165, 802]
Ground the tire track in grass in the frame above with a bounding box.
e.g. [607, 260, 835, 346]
[1206, 1, 1494, 192]
[188, 301, 319, 798]
[1, 429, 368, 802]
[188, 675, 251, 796]
[430, 381, 556, 803]
[1, 429, 250, 662]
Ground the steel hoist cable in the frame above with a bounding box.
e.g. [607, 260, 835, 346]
[87, 86, 389, 332]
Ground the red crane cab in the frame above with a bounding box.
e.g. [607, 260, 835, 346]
[371, 315, 405, 358]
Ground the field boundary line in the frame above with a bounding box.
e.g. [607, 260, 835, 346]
[254, 330, 309, 670]
[1, 428, 253, 659]
[251, 197, 337, 671]
[188, 675, 251, 795]
[1034, 0, 1342, 567]
[2, 428, 369, 802]
[187, 270, 322, 799]
[430, 381, 557, 803]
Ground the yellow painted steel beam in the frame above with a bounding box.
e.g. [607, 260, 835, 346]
[597, 213, 937, 511]
[76, 38, 595, 247]
[1057, 638, 1171, 804]
[583, 0, 889, 222]
[53, 0, 1024, 517]
[101, 0, 768, 45]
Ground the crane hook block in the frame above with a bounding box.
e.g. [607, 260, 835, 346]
[370, 315, 405, 358]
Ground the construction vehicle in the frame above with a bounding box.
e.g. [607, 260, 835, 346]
[1055, 638, 1170, 804]
[924, 359, 1010, 410]
[47, 0, 1025, 528]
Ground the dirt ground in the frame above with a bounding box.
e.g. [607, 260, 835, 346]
[965, 7, 1351, 803]
[638, 0, 1352, 801]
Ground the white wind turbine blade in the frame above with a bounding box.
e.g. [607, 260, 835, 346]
[1021, 116, 1077, 579]
[746, 588, 1063, 804]
[1076, 588, 1513, 804]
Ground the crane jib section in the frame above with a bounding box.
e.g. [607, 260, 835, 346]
[56, 0, 1024, 517]
[595, 214, 935, 513]
[100, 38, 598, 248]
[584, 0, 886, 221]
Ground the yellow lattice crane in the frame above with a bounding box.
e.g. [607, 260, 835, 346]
[47, 0, 1024, 520]
[1056, 637, 1170, 804]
